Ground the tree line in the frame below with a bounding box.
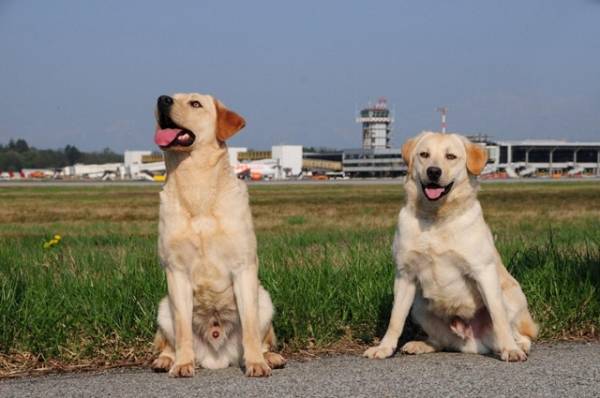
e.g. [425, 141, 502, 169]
[0, 139, 123, 171]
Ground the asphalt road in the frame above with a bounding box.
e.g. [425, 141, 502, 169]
[2, 342, 599, 398]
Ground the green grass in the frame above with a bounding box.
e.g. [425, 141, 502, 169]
[0, 182, 599, 374]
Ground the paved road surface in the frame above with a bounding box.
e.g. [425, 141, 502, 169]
[2, 342, 598, 397]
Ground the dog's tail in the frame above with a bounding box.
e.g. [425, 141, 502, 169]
[517, 310, 539, 340]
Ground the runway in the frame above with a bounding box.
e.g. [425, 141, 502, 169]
[1, 177, 599, 188]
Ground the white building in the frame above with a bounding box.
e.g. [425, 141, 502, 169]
[124, 150, 152, 168]
[123, 150, 157, 180]
[120, 146, 303, 180]
[272, 145, 303, 176]
[227, 147, 248, 165]
[64, 163, 124, 179]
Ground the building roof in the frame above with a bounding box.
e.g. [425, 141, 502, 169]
[342, 147, 402, 155]
[496, 139, 600, 147]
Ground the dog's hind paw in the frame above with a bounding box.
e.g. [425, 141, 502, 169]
[400, 341, 436, 355]
[151, 356, 174, 372]
[264, 352, 287, 369]
[169, 362, 195, 377]
[515, 337, 532, 354]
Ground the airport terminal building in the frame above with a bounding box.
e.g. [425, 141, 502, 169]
[340, 136, 600, 178]
[342, 148, 405, 177]
[476, 137, 600, 177]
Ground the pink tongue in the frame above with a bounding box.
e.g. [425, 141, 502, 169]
[154, 128, 182, 147]
[425, 187, 445, 200]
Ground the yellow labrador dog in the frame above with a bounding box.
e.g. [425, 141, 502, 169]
[150, 93, 285, 377]
[364, 132, 537, 362]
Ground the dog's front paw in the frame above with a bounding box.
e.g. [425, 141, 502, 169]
[169, 362, 195, 377]
[363, 345, 395, 359]
[264, 352, 287, 369]
[151, 356, 174, 373]
[245, 360, 272, 377]
[500, 348, 527, 362]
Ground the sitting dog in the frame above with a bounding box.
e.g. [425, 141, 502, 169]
[364, 132, 537, 362]
[150, 93, 286, 377]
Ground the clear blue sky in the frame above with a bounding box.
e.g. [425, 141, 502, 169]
[1, 0, 599, 152]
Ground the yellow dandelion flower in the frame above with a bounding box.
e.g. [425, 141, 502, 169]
[43, 234, 62, 249]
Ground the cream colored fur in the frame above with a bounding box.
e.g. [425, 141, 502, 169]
[364, 132, 537, 362]
[150, 93, 285, 377]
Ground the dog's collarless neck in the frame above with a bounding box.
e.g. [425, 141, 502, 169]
[411, 194, 478, 223]
[163, 149, 231, 215]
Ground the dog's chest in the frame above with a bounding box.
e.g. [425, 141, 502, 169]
[403, 240, 482, 319]
[190, 215, 220, 238]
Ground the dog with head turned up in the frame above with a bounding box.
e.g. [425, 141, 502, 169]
[150, 92, 286, 377]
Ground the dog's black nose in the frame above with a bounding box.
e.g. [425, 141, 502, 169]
[157, 95, 173, 106]
[427, 166, 442, 181]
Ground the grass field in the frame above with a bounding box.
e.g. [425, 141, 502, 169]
[1, 181, 599, 376]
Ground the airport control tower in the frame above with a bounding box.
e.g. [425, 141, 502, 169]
[356, 98, 393, 149]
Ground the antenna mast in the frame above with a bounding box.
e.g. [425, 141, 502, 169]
[436, 107, 448, 133]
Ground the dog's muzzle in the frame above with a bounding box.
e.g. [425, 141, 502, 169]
[421, 181, 454, 201]
[154, 95, 196, 149]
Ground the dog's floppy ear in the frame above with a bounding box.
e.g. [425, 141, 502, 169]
[215, 99, 246, 142]
[401, 137, 416, 170]
[465, 141, 488, 175]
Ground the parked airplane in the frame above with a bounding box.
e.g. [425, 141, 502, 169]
[234, 159, 279, 180]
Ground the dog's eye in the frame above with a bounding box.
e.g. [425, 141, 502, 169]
[419, 152, 430, 159]
[446, 153, 457, 160]
[190, 100, 202, 108]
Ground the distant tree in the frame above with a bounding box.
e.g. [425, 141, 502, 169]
[80, 147, 123, 164]
[0, 150, 23, 172]
[0, 139, 123, 169]
[33, 149, 67, 168]
[64, 145, 82, 165]
[14, 139, 29, 153]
